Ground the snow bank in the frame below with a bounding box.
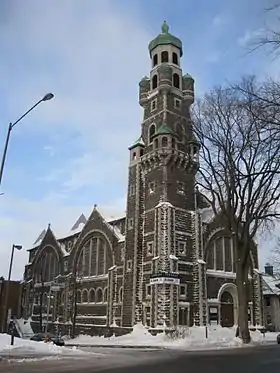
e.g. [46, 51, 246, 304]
[69, 324, 277, 350]
[0, 334, 97, 356]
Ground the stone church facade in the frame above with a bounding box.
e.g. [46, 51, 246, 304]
[22, 22, 264, 335]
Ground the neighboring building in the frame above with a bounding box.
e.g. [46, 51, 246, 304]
[0, 278, 22, 333]
[22, 22, 264, 335]
[262, 264, 280, 332]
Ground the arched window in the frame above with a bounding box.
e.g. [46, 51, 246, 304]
[176, 123, 184, 142]
[140, 149, 144, 157]
[152, 74, 158, 90]
[119, 287, 123, 303]
[154, 138, 159, 149]
[60, 291, 65, 304]
[162, 137, 168, 147]
[89, 289, 95, 303]
[149, 124, 155, 143]
[96, 288, 103, 303]
[172, 52, 178, 65]
[172, 138, 176, 148]
[173, 73, 180, 89]
[103, 288, 108, 302]
[76, 290, 81, 303]
[161, 51, 169, 63]
[82, 289, 88, 303]
[153, 54, 158, 67]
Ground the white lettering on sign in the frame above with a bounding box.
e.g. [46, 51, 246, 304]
[150, 277, 180, 285]
[210, 307, 218, 314]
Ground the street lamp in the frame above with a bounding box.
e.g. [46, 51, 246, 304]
[0, 93, 54, 189]
[1, 244, 23, 333]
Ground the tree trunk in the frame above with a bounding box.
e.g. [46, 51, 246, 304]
[236, 259, 251, 343]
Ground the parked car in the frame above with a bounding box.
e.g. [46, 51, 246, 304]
[277, 334, 280, 344]
[30, 333, 65, 346]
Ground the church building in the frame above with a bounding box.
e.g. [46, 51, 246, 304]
[22, 22, 264, 335]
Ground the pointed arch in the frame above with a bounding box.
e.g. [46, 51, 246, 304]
[152, 74, 158, 90]
[82, 289, 88, 303]
[149, 124, 156, 143]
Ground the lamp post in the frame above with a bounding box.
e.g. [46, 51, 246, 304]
[0, 93, 54, 189]
[1, 244, 23, 333]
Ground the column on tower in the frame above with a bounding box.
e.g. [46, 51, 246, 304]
[121, 138, 145, 327]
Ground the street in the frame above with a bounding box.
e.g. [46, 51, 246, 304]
[1, 344, 280, 373]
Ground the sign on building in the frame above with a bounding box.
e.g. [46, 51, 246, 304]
[150, 277, 180, 285]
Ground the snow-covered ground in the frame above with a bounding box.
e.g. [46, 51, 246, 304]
[68, 324, 279, 350]
[0, 333, 99, 357]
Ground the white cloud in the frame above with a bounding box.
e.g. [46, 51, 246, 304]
[0, 0, 149, 279]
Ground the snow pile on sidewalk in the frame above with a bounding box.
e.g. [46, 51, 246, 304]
[69, 324, 276, 349]
[0, 334, 96, 356]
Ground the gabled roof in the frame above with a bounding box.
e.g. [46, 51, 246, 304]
[32, 229, 47, 247]
[262, 274, 280, 296]
[70, 213, 87, 234]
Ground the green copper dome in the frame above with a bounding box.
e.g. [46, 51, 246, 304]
[153, 123, 175, 137]
[148, 21, 183, 57]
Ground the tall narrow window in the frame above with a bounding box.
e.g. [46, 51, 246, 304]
[172, 52, 178, 65]
[149, 124, 155, 143]
[162, 136, 168, 147]
[173, 73, 180, 89]
[176, 123, 184, 142]
[161, 51, 169, 63]
[153, 54, 158, 67]
[152, 74, 158, 89]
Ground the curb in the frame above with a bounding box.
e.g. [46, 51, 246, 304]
[66, 344, 164, 349]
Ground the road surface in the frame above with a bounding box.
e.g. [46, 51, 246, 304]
[1, 344, 280, 373]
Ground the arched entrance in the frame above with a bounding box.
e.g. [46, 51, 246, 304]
[220, 291, 234, 327]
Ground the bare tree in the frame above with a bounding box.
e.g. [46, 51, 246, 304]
[249, 4, 280, 56]
[192, 76, 280, 343]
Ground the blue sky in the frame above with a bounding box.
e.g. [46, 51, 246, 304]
[0, 0, 278, 279]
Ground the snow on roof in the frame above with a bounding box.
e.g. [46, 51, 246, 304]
[69, 213, 87, 235]
[32, 229, 47, 248]
[262, 274, 280, 296]
[199, 207, 214, 223]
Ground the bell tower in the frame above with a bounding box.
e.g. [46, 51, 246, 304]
[122, 22, 205, 329]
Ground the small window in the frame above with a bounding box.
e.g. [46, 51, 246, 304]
[149, 124, 156, 142]
[148, 182, 155, 194]
[64, 260, 68, 273]
[151, 99, 157, 111]
[89, 289, 95, 303]
[176, 181, 185, 195]
[172, 52, 178, 65]
[162, 137, 168, 147]
[140, 149, 144, 157]
[154, 138, 159, 149]
[153, 54, 158, 67]
[67, 241, 72, 250]
[146, 284, 152, 297]
[180, 284, 187, 298]
[103, 287, 108, 302]
[161, 51, 169, 63]
[176, 123, 184, 142]
[118, 287, 123, 302]
[132, 152, 137, 161]
[178, 241, 186, 255]
[147, 242, 154, 256]
[171, 138, 176, 148]
[265, 297, 271, 307]
[96, 288, 103, 303]
[174, 99, 181, 109]
[152, 74, 158, 89]
[173, 73, 180, 89]
[128, 218, 134, 230]
[127, 259, 133, 272]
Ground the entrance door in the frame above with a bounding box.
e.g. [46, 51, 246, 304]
[179, 307, 188, 326]
[220, 291, 234, 327]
